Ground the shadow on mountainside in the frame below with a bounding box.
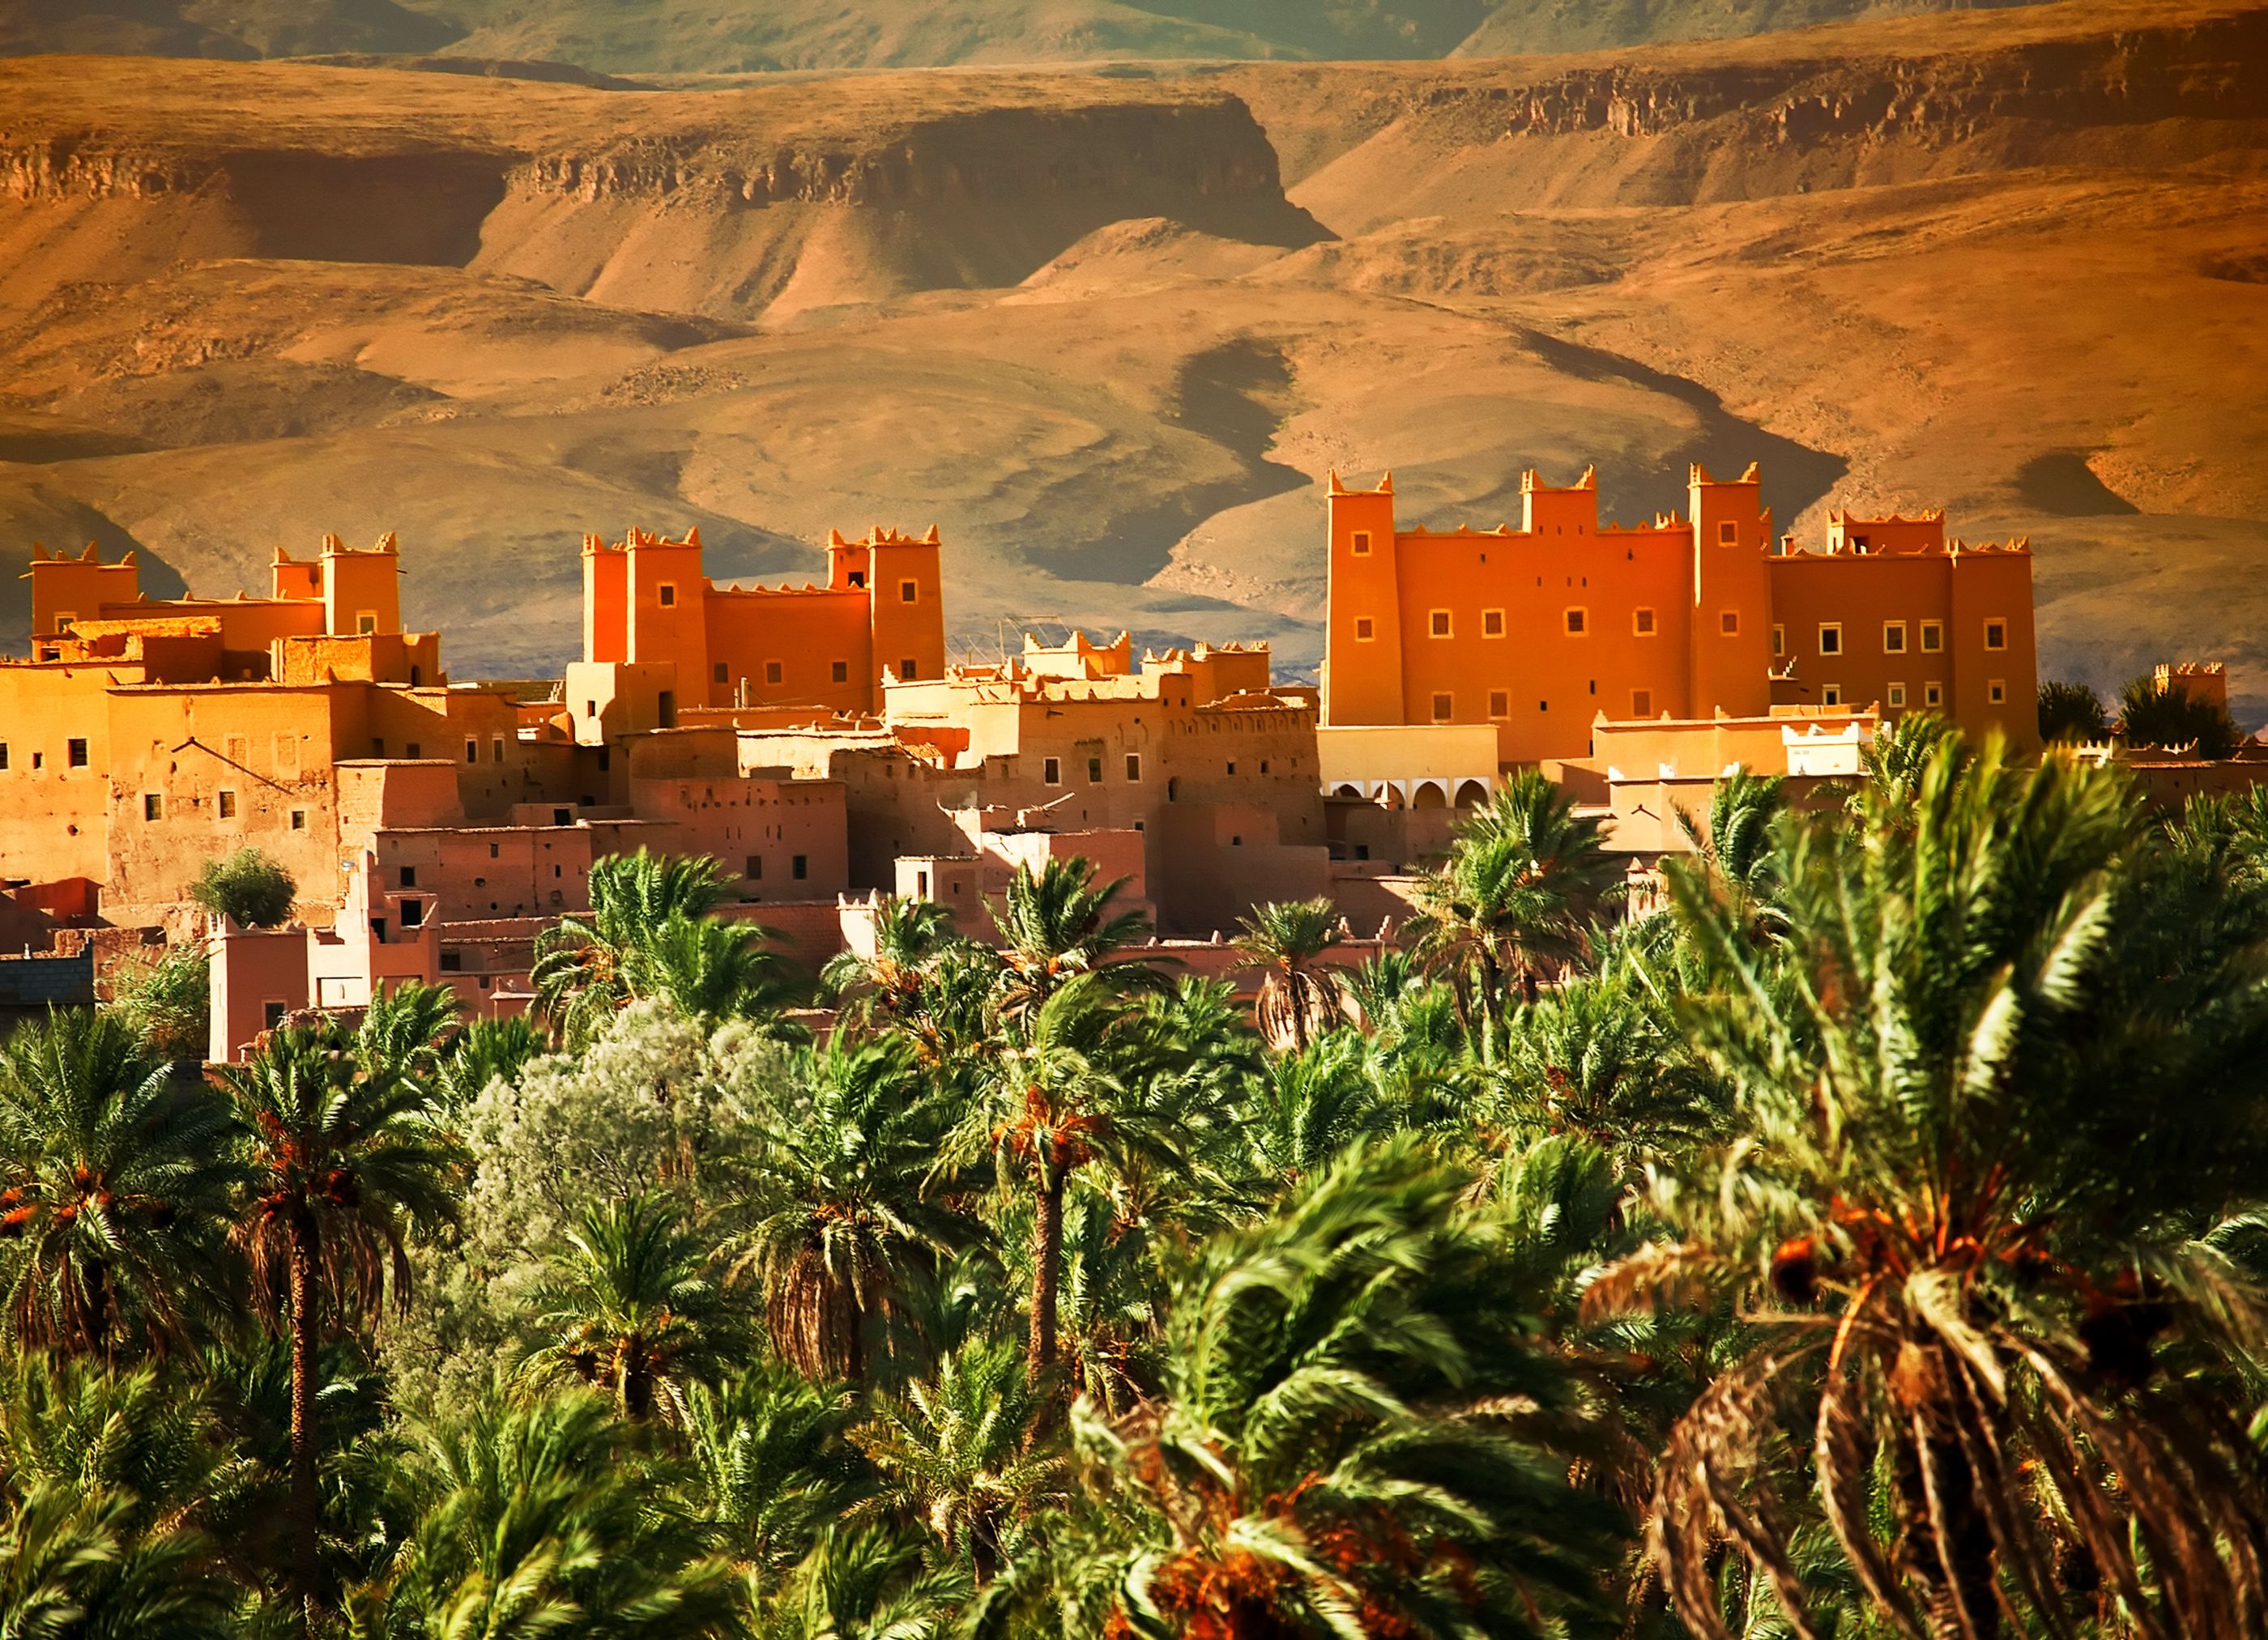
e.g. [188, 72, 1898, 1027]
[1520, 327, 1848, 526]
[1039, 336, 1309, 584]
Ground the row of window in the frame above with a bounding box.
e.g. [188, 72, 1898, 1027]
[1423, 677, 2008, 722]
[0, 739, 89, 772]
[1800, 618, 2008, 658]
[1366, 610, 2013, 651]
[1346, 522, 1745, 557]
[716, 659, 859, 687]
[139, 791, 310, 828]
[1042, 753, 1145, 786]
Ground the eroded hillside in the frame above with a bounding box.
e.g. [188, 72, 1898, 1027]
[2, 0, 2263, 711]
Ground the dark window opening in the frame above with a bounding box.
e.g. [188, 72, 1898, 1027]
[399, 866, 416, 888]
[791, 854, 808, 880]
[439, 952, 462, 972]
[66, 738, 88, 769]
[400, 901, 424, 928]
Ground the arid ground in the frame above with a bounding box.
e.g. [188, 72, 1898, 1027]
[4, 0, 2265, 714]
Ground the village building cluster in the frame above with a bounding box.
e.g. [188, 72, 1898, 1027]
[0, 463, 2244, 1056]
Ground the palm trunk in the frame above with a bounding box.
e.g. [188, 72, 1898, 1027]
[289, 1211, 321, 1638]
[1029, 1165, 1066, 1370]
[1287, 969, 1311, 1054]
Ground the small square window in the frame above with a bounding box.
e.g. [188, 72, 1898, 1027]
[1823, 684, 1843, 707]
[400, 865, 417, 888]
[143, 793, 163, 820]
[263, 1001, 288, 1030]
[1354, 617, 1375, 641]
[900, 580, 919, 603]
[1086, 756, 1102, 784]
[1429, 610, 1452, 638]
[1226, 761, 1237, 776]
[1888, 683, 1908, 707]
[1631, 689, 1652, 717]
[439, 951, 462, 973]
[658, 583, 676, 607]
[1563, 607, 1587, 636]
[1431, 692, 1453, 722]
[465, 739, 479, 764]
[400, 900, 424, 928]
[1350, 530, 1372, 557]
[714, 662, 728, 684]
[1043, 756, 1062, 786]
[1633, 607, 1656, 637]
[1925, 681, 1944, 707]
[831, 660, 849, 684]
[489, 842, 500, 858]
[1921, 621, 1943, 653]
[900, 658, 918, 680]
[405, 743, 421, 759]
[1717, 520, 1739, 545]
[765, 660, 783, 685]
[356, 611, 377, 635]
[1487, 690, 1509, 719]
[1818, 622, 1842, 655]
[1989, 679, 2006, 705]
[291, 810, 307, 831]
[1882, 621, 1907, 654]
[1985, 620, 2008, 651]
[1720, 611, 1741, 636]
[218, 790, 237, 819]
[746, 855, 763, 880]
[0, 743, 8, 770]
[492, 735, 505, 764]
[1482, 608, 1505, 637]
[791, 854, 808, 880]
[1125, 753, 1141, 782]
[66, 738, 87, 769]
[1772, 624, 1786, 658]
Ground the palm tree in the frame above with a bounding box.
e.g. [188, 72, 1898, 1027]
[0, 1480, 236, 1640]
[732, 1035, 970, 1383]
[1230, 897, 1346, 1053]
[429, 1013, 545, 1111]
[821, 896, 966, 1025]
[987, 857, 1160, 1019]
[224, 1016, 463, 1634]
[684, 1364, 868, 1597]
[946, 978, 1192, 1372]
[1078, 1138, 1622, 1640]
[1242, 1033, 1388, 1184]
[1406, 770, 1622, 1028]
[629, 911, 803, 1030]
[531, 850, 734, 1047]
[383, 1389, 740, 1640]
[1675, 766, 1784, 906]
[1493, 970, 1717, 1165]
[1619, 734, 2268, 1638]
[0, 1007, 238, 1359]
[526, 1190, 744, 1423]
[853, 1337, 1067, 1585]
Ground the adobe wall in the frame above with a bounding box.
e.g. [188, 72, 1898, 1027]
[208, 923, 309, 1062]
[625, 770, 850, 903]
[703, 589, 874, 712]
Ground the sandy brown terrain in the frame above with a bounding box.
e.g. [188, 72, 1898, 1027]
[2, 0, 2264, 714]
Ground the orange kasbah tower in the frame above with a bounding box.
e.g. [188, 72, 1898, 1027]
[622, 526, 712, 688]
[582, 531, 629, 664]
[1686, 463, 1774, 719]
[859, 525, 946, 684]
[1320, 471, 1404, 726]
[320, 532, 403, 637]
[25, 542, 140, 637]
[271, 545, 322, 602]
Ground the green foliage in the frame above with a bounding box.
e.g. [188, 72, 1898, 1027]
[2120, 671, 2245, 757]
[100, 946, 210, 1063]
[11, 723, 2268, 1639]
[188, 846, 296, 929]
[2036, 675, 2111, 742]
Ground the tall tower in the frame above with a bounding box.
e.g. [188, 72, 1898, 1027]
[1686, 463, 1774, 719]
[623, 527, 712, 710]
[1321, 472, 1405, 726]
[322, 533, 403, 638]
[865, 526, 946, 694]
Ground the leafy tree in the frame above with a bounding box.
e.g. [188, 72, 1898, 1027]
[526, 1190, 743, 1423]
[2120, 671, 2244, 757]
[684, 1364, 870, 1597]
[1407, 769, 1621, 1027]
[1230, 897, 1346, 1053]
[189, 846, 296, 929]
[1675, 765, 1785, 906]
[1072, 1139, 1623, 1640]
[429, 1013, 545, 1112]
[531, 850, 735, 1047]
[0, 1007, 238, 1357]
[101, 947, 210, 1063]
[732, 1035, 970, 1383]
[2036, 677, 2110, 742]
[631, 911, 805, 1032]
[224, 1010, 463, 1632]
[822, 896, 966, 1024]
[854, 1337, 1065, 1584]
[0, 1480, 237, 1640]
[1626, 734, 2268, 1638]
[380, 1389, 740, 1640]
[987, 857, 1160, 1018]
